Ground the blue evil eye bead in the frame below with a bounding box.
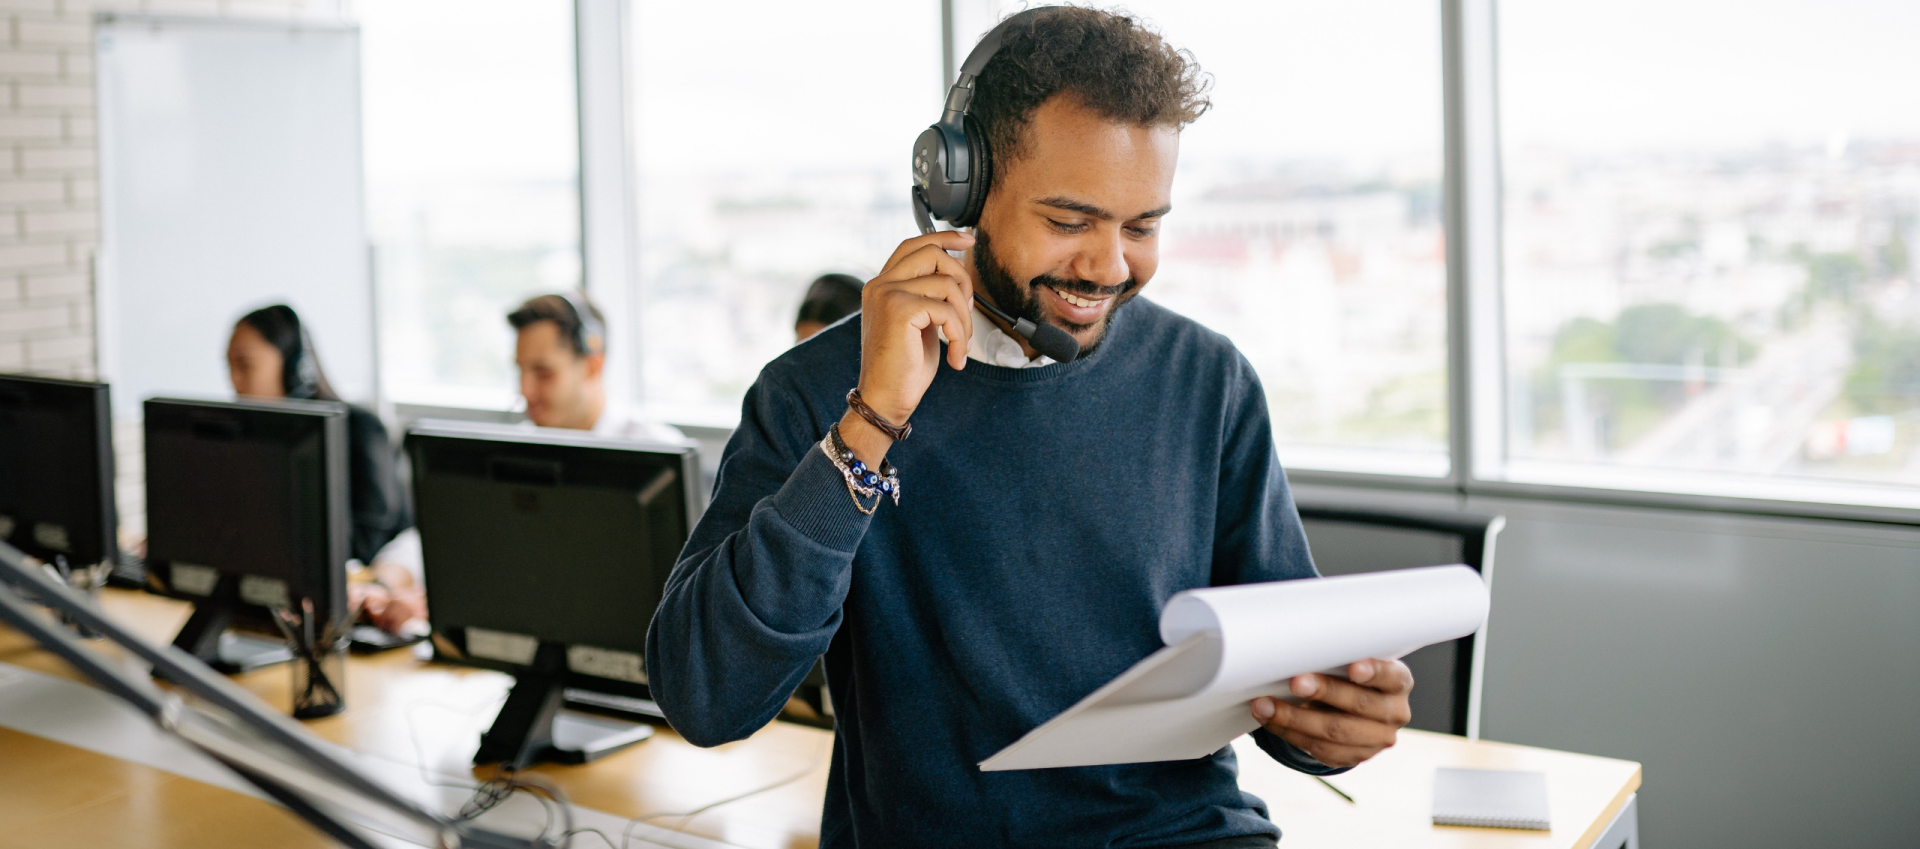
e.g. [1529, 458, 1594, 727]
[862, 472, 880, 487]
[850, 460, 867, 475]
[879, 480, 893, 493]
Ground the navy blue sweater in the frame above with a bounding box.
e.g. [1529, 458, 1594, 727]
[647, 298, 1335, 848]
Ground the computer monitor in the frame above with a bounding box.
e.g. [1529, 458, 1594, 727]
[144, 397, 350, 674]
[0, 374, 117, 578]
[406, 420, 701, 769]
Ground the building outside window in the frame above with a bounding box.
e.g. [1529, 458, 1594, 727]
[1497, 0, 1920, 505]
[629, 0, 942, 424]
[361, 0, 582, 409]
[1081, 1, 1450, 477]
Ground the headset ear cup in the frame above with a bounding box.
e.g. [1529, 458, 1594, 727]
[954, 116, 993, 228]
[291, 352, 319, 399]
[287, 327, 321, 399]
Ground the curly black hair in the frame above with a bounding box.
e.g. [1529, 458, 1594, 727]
[969, 6, 1211, 179]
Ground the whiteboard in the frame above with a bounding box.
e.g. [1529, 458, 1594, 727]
[96, 16, 372, 419]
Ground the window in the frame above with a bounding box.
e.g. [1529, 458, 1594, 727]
[629, 0, 942, 423]
[361, 0, 581, 409]
[1096, 1, 1450, 476]
[576, 0, 1920, 515]
[1497, 0, 1920, 505]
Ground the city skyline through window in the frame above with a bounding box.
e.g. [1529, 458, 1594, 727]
[1121, 0, 1449, 476]
[629, 0, 942, 422]
[1498, 0, 1920, 502]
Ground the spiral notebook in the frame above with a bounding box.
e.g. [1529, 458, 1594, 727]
[1432, 768, 1551, 830]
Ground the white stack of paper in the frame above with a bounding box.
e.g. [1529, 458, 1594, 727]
[980, 564, 1490, 771]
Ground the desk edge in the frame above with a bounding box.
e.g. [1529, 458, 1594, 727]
[1569, 764, 1643, 849]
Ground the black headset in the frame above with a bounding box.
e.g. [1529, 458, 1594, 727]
[556, 290, 606, 357]
[908, 7, 1081, 363]
[910, 7, 1050, 234]
[264, 305, 323, 400]
[286, 327, 321, 399]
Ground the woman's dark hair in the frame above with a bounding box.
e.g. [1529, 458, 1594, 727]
[237, 304, 339, 402]
[970, 7, 1211, 178]
[796, 273, 866, 327]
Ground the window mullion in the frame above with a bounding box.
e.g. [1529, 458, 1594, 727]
[575, 0, 641, 411]
[1442, 0, 1508, 490]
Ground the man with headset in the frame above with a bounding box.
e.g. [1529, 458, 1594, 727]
[648, 8, 1411, 847]
[507, 291, 685, 444]
[359, 291, 684, 634]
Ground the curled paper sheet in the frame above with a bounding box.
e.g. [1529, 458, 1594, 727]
[980, 564, 1489, 771]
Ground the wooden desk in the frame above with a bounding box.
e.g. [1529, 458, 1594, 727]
[0, 590, 1639, 849]
[1233, 728, 1639, 848]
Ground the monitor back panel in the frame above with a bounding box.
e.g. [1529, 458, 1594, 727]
[0, 375, 116, 566]
[143, 398, 348, 623]
[411, 430, 693, 666]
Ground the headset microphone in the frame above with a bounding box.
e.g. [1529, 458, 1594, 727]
[971, 295, 1081, 364]
[910, 7, 1080, 364]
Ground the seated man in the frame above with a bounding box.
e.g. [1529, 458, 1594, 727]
[360, 291, 687, 633]
[647, 8, 1411, 847]
[508, 292, 685, 444]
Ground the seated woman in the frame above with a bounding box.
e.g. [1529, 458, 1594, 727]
[226, 305, 422, 633]
[794, 273, 864, 342]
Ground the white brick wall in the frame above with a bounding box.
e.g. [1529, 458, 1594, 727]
[0, 0, 337, 379]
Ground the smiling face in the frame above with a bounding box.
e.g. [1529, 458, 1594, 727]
[967, 93, 1180, 357]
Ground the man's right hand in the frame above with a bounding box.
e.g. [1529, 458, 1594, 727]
[840, 231, 976, 465]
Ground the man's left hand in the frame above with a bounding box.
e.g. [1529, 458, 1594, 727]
[1250, 658, 1413, 769]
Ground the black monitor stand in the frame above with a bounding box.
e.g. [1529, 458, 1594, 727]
[171, 578, 294, 673]
[473, 641, 653, 771]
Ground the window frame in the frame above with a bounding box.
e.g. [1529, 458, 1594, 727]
[1440, 0, 1920, 526]
[568, 0, 1920, 526]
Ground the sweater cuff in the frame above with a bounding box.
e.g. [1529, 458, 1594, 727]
[772, 439, 877, 552]
[1253, 727, 1353, 777]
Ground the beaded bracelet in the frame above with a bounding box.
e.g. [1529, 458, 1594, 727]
[821, 423, 901, 515]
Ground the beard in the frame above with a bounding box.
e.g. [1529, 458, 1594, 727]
[971, 227, 1141, 359]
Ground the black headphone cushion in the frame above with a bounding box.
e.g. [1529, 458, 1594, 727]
[955, 115, 993, 228]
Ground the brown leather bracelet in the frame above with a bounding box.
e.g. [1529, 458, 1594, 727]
[846, 388, 912, 442]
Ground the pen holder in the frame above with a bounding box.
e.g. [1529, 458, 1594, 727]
[291, 637, 347, 719]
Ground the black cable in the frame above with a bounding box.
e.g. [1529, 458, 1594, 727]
[563, 827, 621, 849]
[508, 772, 573, 847]
[268, 601, 344, 716]
[456, 775, 519, 821]
[402, 692, 575, 845]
